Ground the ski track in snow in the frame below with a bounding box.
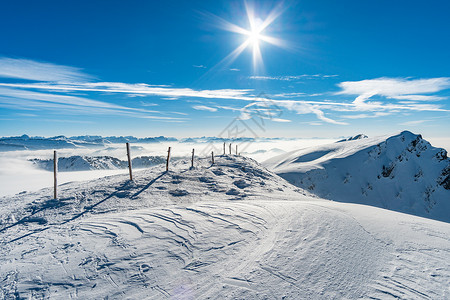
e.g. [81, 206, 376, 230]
[0, 155, 449, 299]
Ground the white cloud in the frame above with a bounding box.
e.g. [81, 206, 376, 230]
[170, 111, 189, 115]
[0, 82, 255, 102]
[389, 95, 445, 101]
[193, 65, 207, 69]
[1, 59, 448, 126]
[249, 74, 338, 81]
[307, 122, 323, 126]
[273, 92, 305, 98]
[216, 105, 242, 111]
[0, 87, 185, 121]
[399, 120, 428, 126]
[337, 77, 450, 104]
[0, 57, 92, 82]
[0, 87, 148, 112]
[140, 101, 159, 107]
[4, 81, 443, 125]
[341, 112, 393, 119]
[272, 118, 291, 122]
[266, 100, 348, 125]
[192, 105, 217, 112]
[229, 68, 240, 71]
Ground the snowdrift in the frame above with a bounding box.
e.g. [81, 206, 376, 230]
[263, 131, 450, 222]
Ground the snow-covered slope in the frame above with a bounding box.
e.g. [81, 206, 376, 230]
[1, 155, 449, 299]
[30, 155, 165, 171]
[263, 131, 450, 222]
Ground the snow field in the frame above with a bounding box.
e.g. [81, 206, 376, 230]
[0, 155, 449, 299]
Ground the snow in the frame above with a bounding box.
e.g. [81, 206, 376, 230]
[30, 155, 166, 172]
[1, 154, 449, 298]
[263, 131, 450, 222]
[0, 138, 334, 197]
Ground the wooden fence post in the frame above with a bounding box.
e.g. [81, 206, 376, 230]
[53, 150, 57, 199]
[223, 142, 225, 155]
[229, 143, 232, 155]
[236, 144, 238, 155]
[191, 148, 195, 168]
[126, 142, 133, 181]
[211, 151, 214, 164]
[166, 147, 171, 172]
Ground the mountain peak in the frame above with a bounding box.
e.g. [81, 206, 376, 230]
[337, 134, 368, 143]
[264, 132, 450, 222]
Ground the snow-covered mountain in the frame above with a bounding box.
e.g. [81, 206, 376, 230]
[336, 133, 368, 142]
[1, 155, 449, 299]
[0, 135, 178, 151]
[30, 155, 165, 171]
[0, 134, 90, 151]
[0, 134, 302, 152]
[264, 131, 450, 222]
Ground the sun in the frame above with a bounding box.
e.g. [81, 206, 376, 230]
[245, 16, 264, 47]
[247, 28, 261, 47]
[208, 2, 285, 73]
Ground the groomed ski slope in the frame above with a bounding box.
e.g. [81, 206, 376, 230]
[1, 156, 449, 299]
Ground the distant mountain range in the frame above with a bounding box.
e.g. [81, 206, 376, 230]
[0, 134, 294, 151]
[0, 135, 177, 151]
[264, 131, 450, 222]
[30, 155, 166, 172]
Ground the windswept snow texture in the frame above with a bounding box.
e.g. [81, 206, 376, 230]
[264, 131, 450, 222]
[1, 155, 449, 299]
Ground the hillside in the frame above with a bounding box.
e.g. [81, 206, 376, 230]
[264, 131, 450, 222]
[1, 155, 449, 299]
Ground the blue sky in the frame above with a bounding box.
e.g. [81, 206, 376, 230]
[0, 0, 449, 140]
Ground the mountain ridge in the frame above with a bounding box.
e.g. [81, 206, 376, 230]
[263, 130, 450, 222]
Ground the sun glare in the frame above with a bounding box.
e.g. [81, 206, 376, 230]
[247, 28, 261, 47]
[209, 2, 285, 73]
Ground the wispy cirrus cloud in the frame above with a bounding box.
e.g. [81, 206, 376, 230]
[272, 92, 305, 98]
[399, 120, 428, 126]
[192, 105, 218, 112]
[239, 99, 347, 125]
[249, 74, 338, 81]
[272, 118, 291, 122]
[340, 112, 393, 119]
[0, 57, 93, 82]
[337, 77, 450, 104]
[2, 79, 446, 125]
[0, 82, 255, 101]
[1, 57, 448, 126]
[0, 87, 186, 121]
